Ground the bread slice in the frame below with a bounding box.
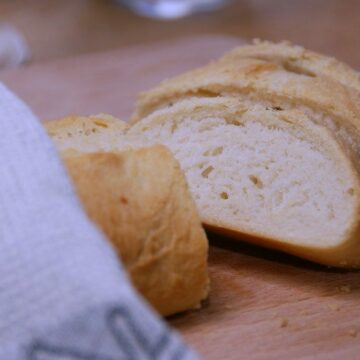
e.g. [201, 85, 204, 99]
[128, 97, 360, 268]
[46, 117, 209, 316]
[128, 41, 360, 268]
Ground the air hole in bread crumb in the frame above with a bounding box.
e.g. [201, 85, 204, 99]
[201, 166, 214, 178]
[328, 209, 335, 220]
[228, 119, 244, 126]
[220, 192, 229, 200]
[213, 146, 223, 155]
[171, 122, 178, 133]
[272, 106, 283, 111]
[203, 147, 223, 156]
[249, 175, 263, 189]
[347, 188, 355, 195]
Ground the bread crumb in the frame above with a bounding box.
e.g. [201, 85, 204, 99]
[249, 175, 264, 189]
[327, 303, 340, 311]
[339, 285, 352, 293]
[349, 329, 358, 338]
[279, 318, 288, 328]
[201, 166, 214, 178]
[335, 285, 351, 293]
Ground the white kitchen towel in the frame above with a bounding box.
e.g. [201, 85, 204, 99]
[0, 24, 29, 69]
[0, 83, 197, 360]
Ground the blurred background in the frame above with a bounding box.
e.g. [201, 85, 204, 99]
[0, 0, 359, 69]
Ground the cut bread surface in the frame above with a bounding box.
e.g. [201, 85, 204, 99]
[128, 98, 359, 252]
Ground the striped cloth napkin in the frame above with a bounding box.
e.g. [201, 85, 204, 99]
[0, 83, 197, 360]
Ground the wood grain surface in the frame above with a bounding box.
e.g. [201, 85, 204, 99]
[1, 36, 359, 360]
[0, 36, 243, 121]
[1, 0, 360, 68]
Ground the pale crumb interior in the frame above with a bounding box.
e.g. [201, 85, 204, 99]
[135, 115, 355, 247]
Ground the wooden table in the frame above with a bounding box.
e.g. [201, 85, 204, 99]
[1, 36, 359, 360]
[0, 0, 360, 68]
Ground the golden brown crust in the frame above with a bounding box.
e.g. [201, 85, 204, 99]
[131, 41, 360, 121]
[64, 146, 209, 316]
[45, 114, 128, 138]
[205, 222, 360, 269]
[224, 40, 360, 93]
[206, 199, 360, 268]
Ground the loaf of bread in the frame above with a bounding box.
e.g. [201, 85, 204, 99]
[46, 116, 209, 316]
[127, 41, 360, 268]
[47, 41, 360, 268]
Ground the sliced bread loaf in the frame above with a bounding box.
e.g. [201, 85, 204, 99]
[47, 41, 360, 268]
[46, 117, 209, 316]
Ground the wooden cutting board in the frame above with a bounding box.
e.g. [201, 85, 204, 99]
[1, 36, 359, 360]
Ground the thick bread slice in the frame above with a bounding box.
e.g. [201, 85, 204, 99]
[128, 97, 360, 268]
[46, 118, 209, 316]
